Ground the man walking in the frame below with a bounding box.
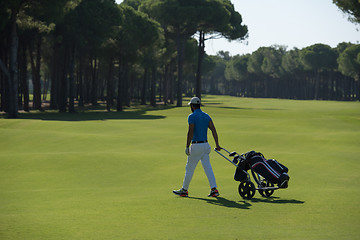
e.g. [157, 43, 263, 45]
[173, 97, 222, 197]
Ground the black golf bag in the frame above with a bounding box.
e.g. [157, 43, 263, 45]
[234, 151, 289, 187]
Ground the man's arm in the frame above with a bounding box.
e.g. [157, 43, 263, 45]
[208, 120, 221, 151]
[186, 123, 195, 148]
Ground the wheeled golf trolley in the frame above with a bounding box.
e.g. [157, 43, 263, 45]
[215, 148, 289, 199]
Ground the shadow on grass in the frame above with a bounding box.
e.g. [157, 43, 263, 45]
[249, 197, 305, 204]
[5, 104, 177, 121]
[189, 196, 252, 210]
[15, 110, 166, 121]
[189, 196, 304, 209]
[218, 106, 282, 111]
[250, 197, 305, 204]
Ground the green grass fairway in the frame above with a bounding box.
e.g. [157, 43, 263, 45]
[1, 96, 359, 239]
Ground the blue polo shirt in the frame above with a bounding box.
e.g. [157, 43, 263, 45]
[188, 109, 212, 142]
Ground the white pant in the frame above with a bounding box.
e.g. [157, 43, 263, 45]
[182, 142, 217, 190]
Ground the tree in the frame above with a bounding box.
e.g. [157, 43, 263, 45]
[338, 44, 360, 100]
[281, 48, 307, 99]
[247, 47, 266, 97]
[122, 0, 142, 10]
[54, 0, 120, 112]
[201, 54, 216, 93]
[194, 0, 248, 100]
[143, 0, 199, 107]
[0, 0, 21, 118]
[333, 0, 360, 24]
[203, 53, 227, 95]
[0, 0, 69, 117]
[115, 3, 163, 110]
[300, 44, 338, 99]
[224, 54, 250, 96]
[262, 46, 286, 78]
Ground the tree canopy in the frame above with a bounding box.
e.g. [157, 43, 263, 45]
[333, 0, 360, 24]
[0, 0, 359, 118]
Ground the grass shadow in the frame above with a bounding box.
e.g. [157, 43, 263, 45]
[0, 102, 178, 121]
[189, 196, 251, 210]
[16, 110, 166, 121]
[249, 197, 305, 204]
[4, 105, 176, 121]
[217, 106, 282, 111]
[189, 196, 304, 209]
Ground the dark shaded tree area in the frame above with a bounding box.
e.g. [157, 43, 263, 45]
[203, 43, 360, 101]
[0, 0, 358, 118]
[0, 0, 248, 118]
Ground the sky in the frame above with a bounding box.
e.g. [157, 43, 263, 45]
[115, 0, 359, 56]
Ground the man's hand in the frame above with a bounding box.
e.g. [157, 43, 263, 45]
[185, 147, 190, 156]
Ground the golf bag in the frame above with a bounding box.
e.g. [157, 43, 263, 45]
[234, 151, 289, 186]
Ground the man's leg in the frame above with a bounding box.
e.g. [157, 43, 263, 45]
[200, 144, 217, 189]
[182, 144, 201, 190]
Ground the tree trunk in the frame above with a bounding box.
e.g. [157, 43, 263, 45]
[195, 31, 205, 100]
[84, 63, 92, 104]
[129, 72, 136, 104]
[141, 68, 148, 105]
[150, 66, 156, 107]
[19, 40, 29, 111]
[78, 57, 84, 107]
[106, 57, 114, 112]
[91, 58, 98, 106]
[163, 64, 169, 105]
[124, 63, 130, 107]
[50, 43, 59, 110]
[169, 59, 175, 104]
[117, 61, 123, 111]
[0, 58, 8, 112]
[59, 46, 68, 113]
[28, 34, 42, 111]
[328, 71, 334, 100]
[314, 70, 320, 100]
[42, 72, 48, 101]
[68, 45, 75, 113]
[176, 37, 186, 107]
[7, 9, 19, 118]
[158, 73, 162, 103]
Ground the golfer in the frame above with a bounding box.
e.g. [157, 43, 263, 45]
[173, 97, 221, 197]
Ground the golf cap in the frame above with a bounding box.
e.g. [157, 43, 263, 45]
[188, 97, 201, 105]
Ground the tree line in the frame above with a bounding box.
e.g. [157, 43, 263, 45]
[202, 43, 360, 101]
[0, 0, 247, 118]
[0, 0, 359, 119]
[202, 0, 360, 101]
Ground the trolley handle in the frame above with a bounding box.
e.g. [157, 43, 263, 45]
[214, 147, 246, 161]
[214, 148, 238, 167]
[216, 147, 231, 154]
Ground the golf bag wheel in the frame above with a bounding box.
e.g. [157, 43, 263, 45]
[238, 181, 256, 199]
[258, 180, 275, 197]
